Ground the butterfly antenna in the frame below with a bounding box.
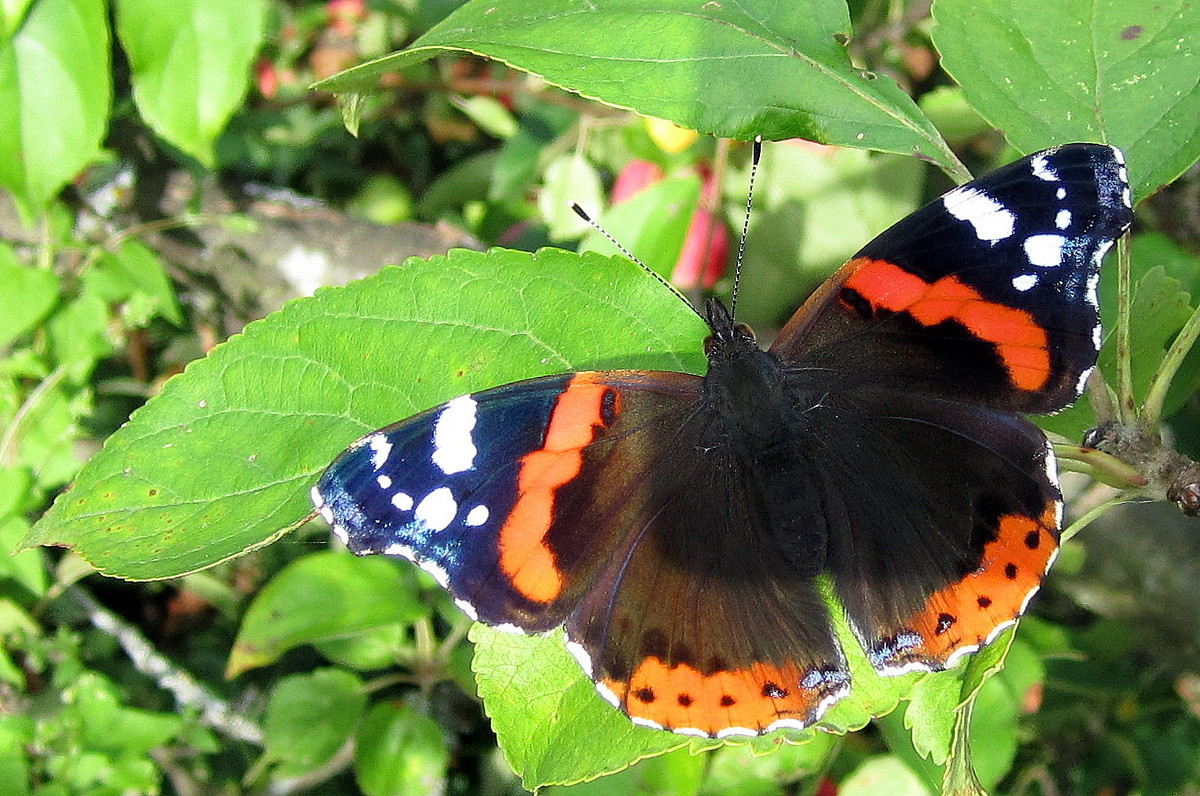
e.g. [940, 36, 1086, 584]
[570, 203, 705, 322]
[730, 136, 762, 320]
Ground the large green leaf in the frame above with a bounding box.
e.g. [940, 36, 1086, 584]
[314, 0, 961, 174]
[115, 0, 266, 166]
[933, 0, 1200, 201]
[0, 0, 110, 209]
[25, 249, 709, 579]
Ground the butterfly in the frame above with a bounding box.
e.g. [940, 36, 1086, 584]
[312, 143, 1133, 738]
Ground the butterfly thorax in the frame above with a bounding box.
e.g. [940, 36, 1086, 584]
[699, 299, 828, 575]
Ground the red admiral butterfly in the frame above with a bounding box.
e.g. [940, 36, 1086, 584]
[313, 143, 1133, 738]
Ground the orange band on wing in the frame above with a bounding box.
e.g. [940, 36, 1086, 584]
[498, 374, 617, 603]
[899, 503, 1059, 665]
[844, 258, 1051, 392]
[602, 657, 841, 736]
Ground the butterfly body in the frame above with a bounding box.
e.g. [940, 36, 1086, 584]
[313, 143, 1133, 737]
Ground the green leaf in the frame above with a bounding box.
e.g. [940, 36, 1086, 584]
[355, 702, 449, 796]
[0, 716, 32, 796]
[840, 755, 932, 796]
[905, 625, 1018, 768]
[313, 0, 961, 173]
[968, 640, 1043, 789]
[85, 240, 184, 327]
[228, 552, 429, 676]
[115, 0, 266, 166]
[263, 668, 367, 778]
[48, 293, 112, 383]
[703, 734, 838, 793]
[451, 95, 519, 139]
[1042, 254, 1196, 439]
[0, 0, 110, 209]
[68, 672, 184, 754]
[0, 516, 47, 598]
[1098, 266, 1194, 401]
[580, 174, 701, 279]
[471, 626, 698, 789]
[539, 153, 605, 240]
[933, 0, 1200, 201]
[26, 249, 707, 580]
[0, 0, 33, 38]
[0, 245, 59, 350]
[546, 747, 707, 795]
[315, 623, 411, 671]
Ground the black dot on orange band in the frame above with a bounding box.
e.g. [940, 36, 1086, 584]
[719, 694, 736, 707]
[762, 682, 788, 699]
[936, 613, 956, 634]
[677, 693, 693, 707]
[978, 595, 993, 608]
[634, 687, 655, 704]
[1024, 530, 1040, 549]
[1005, 563, 1019, 579]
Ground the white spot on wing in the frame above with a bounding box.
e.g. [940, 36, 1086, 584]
[420, 558, 451, 588]
[716, 726, 758, 739]
[376, 474, 392, 489]
[674, 725, 710, 737]
[596, 682, 620, 707]
[1055, 209, 1072, 229]
[876, 659, 937, 676]
[383, 542, 415, 559]
[1012, 274, 1038, 292]
[310, 485, 325, 510]
[1024, 234, 1067, 267]
[465, 505, 489, 526]
[566, 641, 594, 675]
[392, 492, 414, 511]
[432, 396, 478, 474]
[1043, 438, 1062, 493]
[1076, 364, 1095, 396]
[944, 640, 985, 669]
[943, 187, 1015, 242]
[368, 434, 393, 470]
[766, 717, 810, 733]
[415, 487, 457, 531]
[454, 598, 479, 621]
[1031, 154, 1059, 181]
[1056, 187, 1067, 200]
[631, 716, 666, 731]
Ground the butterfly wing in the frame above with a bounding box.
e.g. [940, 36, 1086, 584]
[315, 370, 851, 736]
[315, 373, 682, 632]
[774, 143, 1133, 413]
[765, 143, 1132, 672]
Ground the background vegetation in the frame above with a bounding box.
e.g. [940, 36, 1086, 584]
[2, 0, 1199, 794]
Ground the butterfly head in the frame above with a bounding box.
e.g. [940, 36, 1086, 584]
[703, 297, 758, 361]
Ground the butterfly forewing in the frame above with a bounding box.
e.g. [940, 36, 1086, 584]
[773, 143, 1133, 413]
